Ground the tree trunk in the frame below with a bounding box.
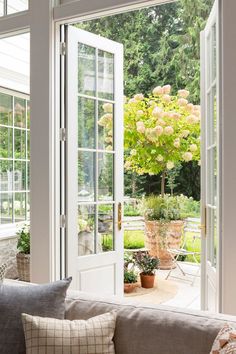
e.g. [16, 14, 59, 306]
[161, 171, 166, 197]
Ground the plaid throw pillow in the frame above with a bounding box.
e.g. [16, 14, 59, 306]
[210, 324, 236, 354]
[0, 263, 7, 282]
[22, 311, 117, 354]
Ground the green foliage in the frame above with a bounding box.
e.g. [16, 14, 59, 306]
[16, 224, 30, 254]
[124, 269, 138, 283]
[124, 88, 200, 179]
[124, 203, 141, 217]
[134, 252, 159, 275]
[141, 194, 184, 221]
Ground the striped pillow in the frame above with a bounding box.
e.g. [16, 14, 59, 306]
[22, 311, 116, 354]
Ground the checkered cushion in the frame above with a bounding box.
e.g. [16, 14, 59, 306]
[0, 263, 7, 282]
[210, 324, 236, 354]
[22, 311, 116, 354]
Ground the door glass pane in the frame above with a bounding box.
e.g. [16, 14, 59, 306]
[0, 1, 3, 16]
[78, 151, 95, 202]
[0, 193, 13, 224]
[0, 127, 13, 158]
[78, 97, 95, 149]
[7, 0, 28, 14]
[78, 44, 96, 97]
[78, 204, 95, 256]
[98, 50, 114, 100]
[98, 101, 113, 150]
[98, 204, 114, 253]
[0, 93, 13, 126]
[14, 97, 26, 128]
[212, 24, 217, 82]
[98, 153, 113, 201]
[14, 129, 26, 159]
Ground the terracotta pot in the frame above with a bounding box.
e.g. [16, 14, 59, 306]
[124, 282, 139, 293]
[140, 273, 155, 288]
[144, 220, 184, 270]
[16, 253, 30, 282]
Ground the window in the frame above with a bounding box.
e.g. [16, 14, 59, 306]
[0, 89, 30, 225]
[0, 0, 28, 17]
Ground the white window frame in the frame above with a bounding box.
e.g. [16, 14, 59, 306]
[0, 0, 235, 315]
[0, 86, 30, 234]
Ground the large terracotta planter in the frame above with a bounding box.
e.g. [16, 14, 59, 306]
[16, 253, 30, 282]
[140, 273, 155, 288]
[124, 282, 139, 293]
[144, 220, 184, 270]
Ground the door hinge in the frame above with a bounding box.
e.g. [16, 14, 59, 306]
[60, 128, 66, 142]
[60, 214, 66, 228]
[60, 42, 66, 56]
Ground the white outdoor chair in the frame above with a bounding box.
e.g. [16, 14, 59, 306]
[165, 218, 201, 285]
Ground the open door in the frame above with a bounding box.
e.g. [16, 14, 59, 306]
[65, 26, 124, 296]
[201, 1, 220, 312]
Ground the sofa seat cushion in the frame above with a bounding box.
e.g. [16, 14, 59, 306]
[0, 278, 71, 354]
[65, 292, 236, 354]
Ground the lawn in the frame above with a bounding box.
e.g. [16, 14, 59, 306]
[123, 230, 201, 263]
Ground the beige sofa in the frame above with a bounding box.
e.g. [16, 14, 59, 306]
[66, 292, 236, 354]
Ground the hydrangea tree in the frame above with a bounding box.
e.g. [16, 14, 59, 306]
[124, 85, 201, 196]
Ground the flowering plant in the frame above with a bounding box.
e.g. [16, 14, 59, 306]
[124, 85, 201, 195]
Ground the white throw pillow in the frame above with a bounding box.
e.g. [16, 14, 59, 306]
[22, 311, 117, 354]
[0, 263, 7, 282]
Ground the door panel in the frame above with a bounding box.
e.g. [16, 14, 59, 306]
[66, 26, 124, 296]
[201, 0, 220, 312]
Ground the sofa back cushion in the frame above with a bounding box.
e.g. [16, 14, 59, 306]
[65, 292, 236, 354]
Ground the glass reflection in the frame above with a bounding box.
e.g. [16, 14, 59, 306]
[98, 153, 113, 201]
[78, 44, 96, 97]
[98, 204, 114, 253]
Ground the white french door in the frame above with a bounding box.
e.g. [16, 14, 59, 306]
[201, 0, 220, 312]
[65, 26, 124, 295]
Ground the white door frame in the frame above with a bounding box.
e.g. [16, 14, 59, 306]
[1, 0, 236, 314]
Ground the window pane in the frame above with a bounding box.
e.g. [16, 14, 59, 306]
[14, 192, 26, 222]
[98, 204, 114, 253]
[98, 153, 113, 201]
[98, 50, 114, 100]
[14, 161, 26, 191]
[27, 102, 30, 129]
[0, 160, 13, 191]
[0, 193, 13, 224]
[14, 129, 26, 159]
[0, 127, 13, 158]
[78, 97, 95, 149]
[78, 204, 95, 256]
[7, 0, 28, 15]
[0, 93, 13, 126]
[78, 44, 96, 97]
[78, 151, 95, 202]
[98, 101, 113, 150]
[14, 97, 26, 128]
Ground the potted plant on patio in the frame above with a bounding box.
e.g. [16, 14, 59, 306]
[134, 252, 159, 289]
[16, 223, 30, 282]
[124, 252, 139, 293]
[141, 194, 185, 269]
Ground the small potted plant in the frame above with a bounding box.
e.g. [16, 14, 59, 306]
[124, 252, 138, 293]
[16, 223, 30, 282]
[124, 269, 138, 293]
[135, 252, 159, 289]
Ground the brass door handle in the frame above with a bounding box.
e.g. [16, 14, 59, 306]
[118, 202, 122, 230]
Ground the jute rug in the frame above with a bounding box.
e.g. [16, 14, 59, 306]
[124, 278, 178, 305]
